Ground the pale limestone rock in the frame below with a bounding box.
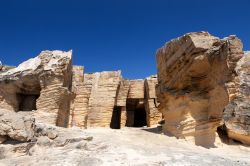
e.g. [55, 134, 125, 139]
[47, 130, 58, 139]
[115, 80, 130, 128]
[86, 71, 122, 128]
[0, 50, 163, 130]
[224, 51, 250, 145]
[0, 50, 73, 127]
[120, 106, 127, 128]
[1, 127, 250, 165]
[70, 72, 96, 128]
[36, 136, 52, 146]
[144, 75, 162, 126]
[115, 80, 130, 107]
[69, 66, 86, 128]
[156, 32, 243, 147]
[0, 65, 14, 73]
[0, 109, 35, 142]
[126, 79, 145, 127]
[128, 80, 144, 99]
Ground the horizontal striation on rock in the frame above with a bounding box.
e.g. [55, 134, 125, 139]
[224, 51, 250, 144]
[144, 75, 162, 126]
[0, 50, 73, 127]
[87, 71, 122, 128]
[128, 80, 144, 99]
[115, 80, 130, 107]
[69, 66, 86, 128]
[156, 32, 244, 147]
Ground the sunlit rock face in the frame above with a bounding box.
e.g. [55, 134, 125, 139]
[0, 50, 73, 127]
[224, 51, 250, 145]
[156, 32, 243, 147]
[144, 75, 162, 127]
[85, 71, 122, 128]
[0, 49, 163, 130]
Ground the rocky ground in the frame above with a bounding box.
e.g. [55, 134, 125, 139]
[0, 125, 250, 166]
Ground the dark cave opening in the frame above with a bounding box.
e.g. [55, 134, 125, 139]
[126, 99, 147, 127]
[17, 93, 40, 111]
[133, 108, 147, 127]
[110, 106, 122, 129]
[217, 125, 230, 144]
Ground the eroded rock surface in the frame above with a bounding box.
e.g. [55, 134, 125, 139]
[0, 50, 73, 126]
[86, 71, 122, 128]
[145, 75, 162, 126]
[0, 127, 249, 165]
[0, 50, 163, 130]
[68, 66, 86, 128]
[0, 109, 35, 143]
[156, 32, 243, 147]
[224, 51, 250, 144]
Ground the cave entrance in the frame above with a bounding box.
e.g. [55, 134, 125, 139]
[134, 107, 147, 127]
[17, 93, 40, 111]
[110, 106, 122, 129]
[126, 99, 147, 127]
[217, 125, 231, 144]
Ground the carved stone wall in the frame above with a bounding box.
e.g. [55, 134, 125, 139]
[145, 75, 162, 127]
[0, 50, 73, 127]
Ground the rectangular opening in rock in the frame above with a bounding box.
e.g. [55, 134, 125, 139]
[110, 106, 122, 129]
[126, 99, 147, 127]
[17, 93, 40, 111]
[133, 107, 147, 127]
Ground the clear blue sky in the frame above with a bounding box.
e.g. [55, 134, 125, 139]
[0, 0, 249, 79]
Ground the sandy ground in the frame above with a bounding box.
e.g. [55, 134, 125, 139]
[1, 126, 250, 166]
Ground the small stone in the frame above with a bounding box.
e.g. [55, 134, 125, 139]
[47, 130, 58, 139]
[37, 136, 52, 147]
[75, 142, 88, 149]
[83, 136, 93, 141]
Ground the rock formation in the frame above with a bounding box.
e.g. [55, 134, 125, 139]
[0, 50, 73, 127]
[125, 79, 145, 127]
[85, 71, 122, 128]
[0, 109, 35, 143]
[0, 110, 93, 163]
[223, 51, 250, 145]
[0, 65, 14, 72]
[68, 66, 85, 128]
[1, 31, 250, 149]
[145, 75, 162, 126]
[156, 32, 243, 147]
[0, 51, 162, 131]
[69, 73, 162, 129]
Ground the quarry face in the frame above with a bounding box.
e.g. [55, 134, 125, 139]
[1, 32, 250, 165]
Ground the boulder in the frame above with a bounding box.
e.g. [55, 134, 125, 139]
[0, 109, 35, 143]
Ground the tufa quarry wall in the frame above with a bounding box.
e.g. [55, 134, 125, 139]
[1, 31, 250, 147]
[0, 52, 162, 130]
[0, 51, 73, 127]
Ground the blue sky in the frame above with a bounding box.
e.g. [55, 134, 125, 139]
[0, 0, 249, 79]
